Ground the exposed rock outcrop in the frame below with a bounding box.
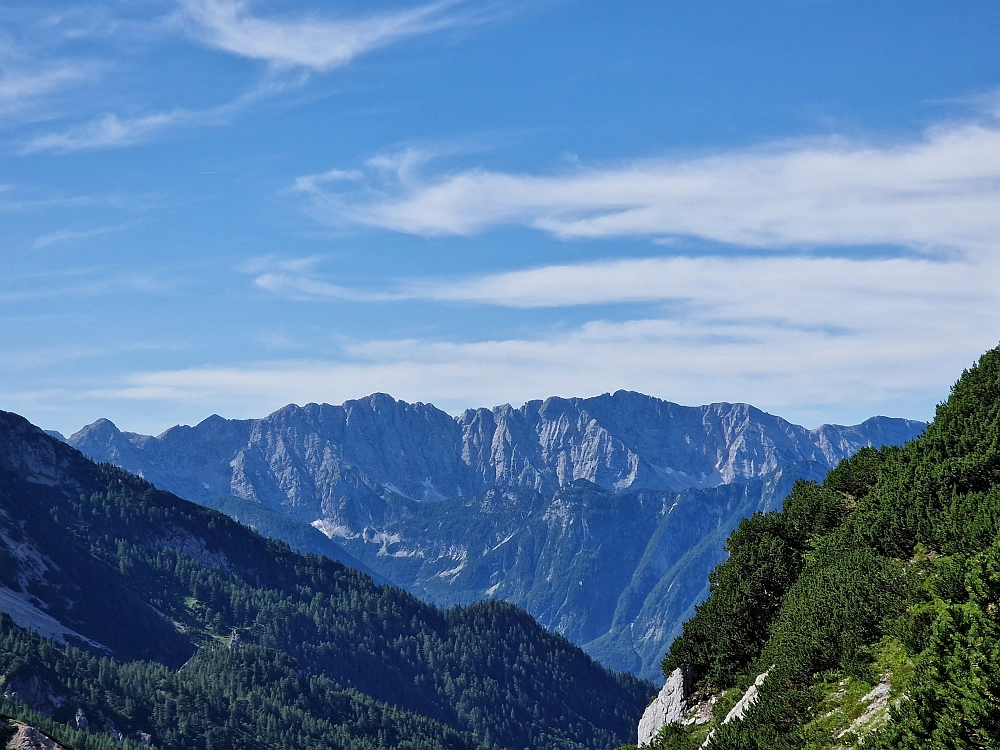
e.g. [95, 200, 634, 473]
[724, 669, 769, 723]
[68, 393, 925, 523]
[0, 674, 66, 715]
[6, 724, 66, 750]
[637, 665, 697, 746]
[835, 677, 892, 743]
[700, 669, 771, 748]
[69, 709, 87, 732]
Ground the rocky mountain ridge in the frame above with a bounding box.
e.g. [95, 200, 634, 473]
[67, 391, 924, 521]
[64, 393, 924, 682]
[0, 408, 651, 750]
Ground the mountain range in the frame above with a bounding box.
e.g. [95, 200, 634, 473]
[0, 408, 650, 750]
[64, 392, 925, 681]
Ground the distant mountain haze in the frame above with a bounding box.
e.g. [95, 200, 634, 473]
[67, 392, 925, 681]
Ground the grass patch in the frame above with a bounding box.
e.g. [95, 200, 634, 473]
[801, 637, 915, 749]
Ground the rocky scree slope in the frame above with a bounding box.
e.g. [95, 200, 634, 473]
[320, 464, 825, 682]
[66, 394, 923, 682]
[0, 410, 651, 750]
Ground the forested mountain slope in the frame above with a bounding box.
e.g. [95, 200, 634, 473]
[0, 410, 651, 750]
[65, 396, 922, 680]
[321, 463, 823, 682]
[629, 346, 1000, 749]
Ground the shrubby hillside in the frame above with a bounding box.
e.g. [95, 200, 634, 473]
[0, 411, 651, 750]
[628, 346, 1000, 748]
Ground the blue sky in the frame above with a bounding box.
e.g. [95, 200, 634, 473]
[3, 0, 1000, 436]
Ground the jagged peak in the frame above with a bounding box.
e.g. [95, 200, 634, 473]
[69, 416, 122, 442]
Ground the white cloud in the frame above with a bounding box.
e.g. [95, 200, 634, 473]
[234, 107, 1000, 426]
[92, 315, 985, 428]
[247, 255, 396, 301]
[252, 271, 387, 301]
[102, 249, 1000, 426]
[0, 63, 90, 114]
[33, 225, 125, 249]
[298, 116, 1000, 253]
[249, 252, 987, 320]
[176, 0, 484, 71]
[24, 111, 185, 152]
[22, 77, 282, 153]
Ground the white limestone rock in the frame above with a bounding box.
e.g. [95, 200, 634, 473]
[67, 393, 925, 522]
[724, 669, 770, 724]
[637, 666, 693, 746]
[700, 669, 770, 748]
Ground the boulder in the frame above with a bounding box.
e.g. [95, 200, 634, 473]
[637, 665, 696, 746]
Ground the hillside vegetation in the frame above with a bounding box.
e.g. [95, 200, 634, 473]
[629, 346, 1000, 748]
[0, 413, 650, 750]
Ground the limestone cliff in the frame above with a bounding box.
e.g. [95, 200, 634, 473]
[68, 392, 924, 523]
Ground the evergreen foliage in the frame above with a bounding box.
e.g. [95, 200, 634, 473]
[0, 417, 652, 750]
[650, 346, 1000, 747]
[873, 538, 1000, 749]
[0, 615, 485, 750]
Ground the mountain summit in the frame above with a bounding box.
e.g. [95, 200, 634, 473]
[68, 392, 923, 517]
[67, 393, 925, 681]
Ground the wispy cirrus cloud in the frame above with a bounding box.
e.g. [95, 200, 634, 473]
[24, 111, 186, 152]
[176, 0, 491, 71]
[32, 225, 125, 249]
[247, 255, 394, 301]
[22, 75, 288, 153]
[0, 62, 92, 115]
[18, 2, 499, 153]
[391, 254, 990, 313]
[94, 288, 994, 426]
[178, 247, 1000, 424]
[297, 114, 1000, 253]
[248, 251, 989, 318]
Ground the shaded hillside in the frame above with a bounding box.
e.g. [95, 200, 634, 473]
[194, 494, 379, 579]
[0, 410, 651, 750]
[328, 462, 827, 681]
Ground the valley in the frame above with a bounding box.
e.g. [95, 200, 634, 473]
[64, 392, 923, 681]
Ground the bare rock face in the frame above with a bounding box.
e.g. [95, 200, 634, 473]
[699, 670, 771, 748]
[69, 709, 87, 732]
[0, 674, 67, 715]
[67, 392, 925, 525]
[6, 724, 66, 750]
[724, 670, 769, 724]
[637, 665, 696, 746]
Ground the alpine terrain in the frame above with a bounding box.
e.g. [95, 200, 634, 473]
[0, 409, 652, 749]
[66, 392, 924, 681]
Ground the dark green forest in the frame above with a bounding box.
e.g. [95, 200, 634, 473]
[0, 414, 651, 750]
[626, 346, 1000, 748]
